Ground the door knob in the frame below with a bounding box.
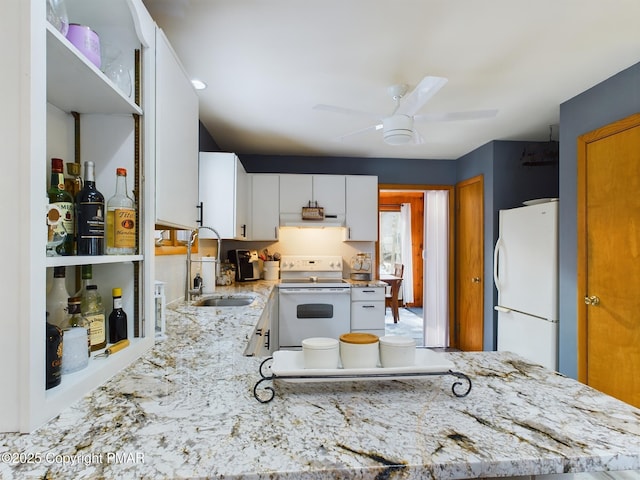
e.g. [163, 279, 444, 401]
[472, 277, 481, 283]
[584, 295, 600, 306]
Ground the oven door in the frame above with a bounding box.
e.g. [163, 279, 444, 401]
[278, 287, 351, 349]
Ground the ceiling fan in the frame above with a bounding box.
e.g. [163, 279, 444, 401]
[313, 76, 498, 145]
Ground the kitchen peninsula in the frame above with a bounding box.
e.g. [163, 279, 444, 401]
[1, 282, 639, 479]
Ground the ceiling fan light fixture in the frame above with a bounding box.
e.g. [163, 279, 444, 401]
[383, 115, 414, 145]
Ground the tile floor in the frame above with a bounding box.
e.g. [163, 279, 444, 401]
[384, 307, 425, 346]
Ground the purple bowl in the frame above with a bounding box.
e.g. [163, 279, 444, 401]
[66, 23, 101, 69]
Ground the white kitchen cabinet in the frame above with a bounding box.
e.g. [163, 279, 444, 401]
[199, 152, 248, 239]
[249, 174, 279, 241]
[244, 288, 278, 356]
[351, 286, 386, 337]
[4, 0, 156, 432]
[279, 174, 345, 217]
[154, 28, 199, 230]
[345, 175, 379, 241]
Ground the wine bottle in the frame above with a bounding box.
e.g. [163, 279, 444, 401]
[108, 287, 128, 343]
[48, 158, 74, 255]
[46, 316, 63, 390]
[46, 266, 70, 329]
[81, 284, 106, 351]
[106, 168, 136, 255]
[76, 161, 105, 255]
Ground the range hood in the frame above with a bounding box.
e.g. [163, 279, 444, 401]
[279, 213, 346, 228]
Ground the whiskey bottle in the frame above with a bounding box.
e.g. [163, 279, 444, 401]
[108, 287, 128, 343]
[106, 168, 136, 255]
[67, 296, 90, 358]
[76, 161, 105, 255]
[81, 284, 106, 351]
[48, 158, 74, 255]
[46, 315, 63, 390]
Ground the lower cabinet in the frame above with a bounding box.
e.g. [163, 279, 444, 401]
[350, 286, 385, 337]
[244, 289, 278, 357]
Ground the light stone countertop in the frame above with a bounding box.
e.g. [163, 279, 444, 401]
[1, 281, 639, 479]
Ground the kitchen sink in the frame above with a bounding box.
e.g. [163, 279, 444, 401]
[194, 296, 255, 307]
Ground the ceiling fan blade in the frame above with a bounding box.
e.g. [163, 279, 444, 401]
[413, 109, 498, 123]
[313, 104, 381, 120]
[334, 123, 382, 142]
[396, 76, 448, 116]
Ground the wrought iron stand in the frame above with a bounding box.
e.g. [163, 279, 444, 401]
[253, 356, 472, 403]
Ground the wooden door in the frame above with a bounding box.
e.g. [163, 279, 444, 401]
[577, 113, 640, 407]
[454, 175, 484, 351]
[379, 190, 424, 307]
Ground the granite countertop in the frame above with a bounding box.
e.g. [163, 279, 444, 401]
[1, 281, 639, 479]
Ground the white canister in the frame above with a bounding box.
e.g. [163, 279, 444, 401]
[379, 335, 416, 368]
[263, 260, 280, 280]
[200, 257, 216, 294]
[302, 337, 339, 369]
[339, 333, 379, 369]
[61, 327, 89, 374]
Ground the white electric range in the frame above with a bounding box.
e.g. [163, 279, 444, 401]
[277, 255, 351, 349]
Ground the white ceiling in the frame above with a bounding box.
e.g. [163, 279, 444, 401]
[142, 0, 640, 160]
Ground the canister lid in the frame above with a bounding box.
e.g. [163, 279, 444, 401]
[302, 337, 339, 350]
[379, 335, 416, 347]
[339, 332, 379, 344]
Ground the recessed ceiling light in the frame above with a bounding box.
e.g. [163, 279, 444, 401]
[191, 79, 207, 90]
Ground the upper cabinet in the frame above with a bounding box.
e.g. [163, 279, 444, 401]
[249, 174, 279, 241]
[3, 0, 157, 433]
[199, 152, 248, 239]
[154, 28, 199, 230]
[345, 175, 379, 241]
[279, 174, 346, 216]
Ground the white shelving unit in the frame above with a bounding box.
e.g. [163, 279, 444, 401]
[3, 0, 158, 433]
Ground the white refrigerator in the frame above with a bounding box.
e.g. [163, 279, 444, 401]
[493, 200, 558, 370]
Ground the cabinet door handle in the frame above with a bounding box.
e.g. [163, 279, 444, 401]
[196, 201, 203, 226]
[264, 330, 270, 350]
[362, 305, 376, 308]
[241, 224, 247, 237]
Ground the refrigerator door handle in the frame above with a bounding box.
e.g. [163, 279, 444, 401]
[493, 238, 504, 291]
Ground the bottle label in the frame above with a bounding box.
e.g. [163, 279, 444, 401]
[113, 208, 136, 248]
[77, 202, 105, 239]
[51, 201, 74, 239]
[86, 313, 106, 345]
[113, 297, 123, 310]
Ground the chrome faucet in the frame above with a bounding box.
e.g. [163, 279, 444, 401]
[185, 226, 222, 301]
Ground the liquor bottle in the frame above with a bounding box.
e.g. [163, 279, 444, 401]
[48, 158, 74, 255]
[46, 315, 63, 390]
[64, 161, 83, 199]
[106, 168, 136, 255]
[76, 161, 105, 255]
[81, 284, 106, 352]
[46, 266, 70, 329]
[61, 297, 89, 374]
[108, 287, 128, 343]
[73, 264, 93, 298]
[67, 296, 90, 358]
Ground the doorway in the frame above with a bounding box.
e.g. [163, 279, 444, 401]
[577, 113, 640, 407]
[378, 185, 454, 347]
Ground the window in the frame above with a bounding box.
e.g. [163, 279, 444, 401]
[154, 228, 197, 255]
[379, 211, 401, 274]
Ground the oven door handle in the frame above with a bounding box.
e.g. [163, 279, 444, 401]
[279, 288, 351, 294]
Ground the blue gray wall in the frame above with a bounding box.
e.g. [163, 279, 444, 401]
[238, 155, 457, 185]
[558, 61, 640, 378]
